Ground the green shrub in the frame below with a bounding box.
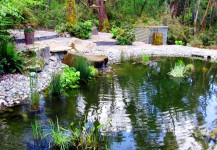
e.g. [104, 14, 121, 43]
[168, 60, 194, 77]
[175, 40, 184, 45]
[200, 31, 217, 46]
[68, 21, 92, 39]
[116, 29, 135, 45]
[50, 73, 62, 96]
[60, 66, 80, 90]
[142, 54, 149, 63]
[88, 66, 99, 77]
[0, 41, 24, 74]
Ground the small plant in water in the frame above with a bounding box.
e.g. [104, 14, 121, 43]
[31, 120, 43, 141]
[49, 118, 71, 150]
[168, 60, 194, 77]
[142, 54, 149, 63]
[50, 73, 62, 96]
[88, 66, 99, 77]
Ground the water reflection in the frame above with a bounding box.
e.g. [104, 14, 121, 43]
[1, 57, 217, 149]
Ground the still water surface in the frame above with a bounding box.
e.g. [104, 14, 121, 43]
[1, 57, 217, 149]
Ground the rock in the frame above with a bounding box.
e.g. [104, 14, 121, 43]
[27, 58, 46, 72]
[50, 56, 58, 61]
[40, 47, 50, 63]
[50, 45, 71, 52]
[62, 52, 76, 67]
[71, 38, 96, 53]
[85, 54, 108, 68]
[0, 100, 7, 106]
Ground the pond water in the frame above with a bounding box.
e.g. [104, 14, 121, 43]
[1, 57, 217, 150]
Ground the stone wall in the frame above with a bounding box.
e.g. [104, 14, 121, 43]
[135, 26, 168, 45]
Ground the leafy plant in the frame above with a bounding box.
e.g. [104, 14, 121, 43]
[168, 60, 194, 77]
[116, 28, 135, 45]
[67, 21, 92, 39]
[50, 73, 62, 96]
[0, 41, 24, 74]
[60, 66, 80, 90]
[88, 66, 99, 77]
[175, 40, 184, 45]
[110, 27, 124, 39]
[142, 54, 149, 63]
[24, 26, 34, 33]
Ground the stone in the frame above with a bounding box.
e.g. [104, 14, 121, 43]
[62, 52, 108, 68]
[50, 56, 58, 61]
[50, 45, 71, 52]
[0, 100, 7, 106]
[40, 47, 50, 62]
[71, 38, 96, 53]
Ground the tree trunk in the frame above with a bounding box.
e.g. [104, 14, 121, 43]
[66, 0, 77, 25]
[193, 0, 201, 43]
[96, 0, 110, 32]
[192, 0, 195, 25]
[198, 0, 212, 31]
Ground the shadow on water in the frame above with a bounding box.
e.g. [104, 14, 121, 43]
[1, 57, 217, 149]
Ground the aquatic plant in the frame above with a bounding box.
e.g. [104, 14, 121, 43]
[61, 66, 80, 90]
[142, 54, 149, 63]
[50, 73, 62, 96]
[70, 118, 111, 149]
[168, 60, 194, 77]
[88, 66, 99, 77]
[31, 120, 43, 140]
[74, 56, 90, 82]
[49, 119, 71, 150]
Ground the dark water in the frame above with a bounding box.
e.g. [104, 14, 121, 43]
[1, 57, 217, 150]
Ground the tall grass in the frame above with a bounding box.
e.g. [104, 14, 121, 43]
[74, 56, 90, 82]
[50, 73, 62, 96]
[31, 120, 43, 140]
[49, 119, 71, 150]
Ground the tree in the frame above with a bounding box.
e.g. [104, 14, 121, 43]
[96, 0, 110, 32]
[193, 0, 201, 43]
[66, 0, 77, 25]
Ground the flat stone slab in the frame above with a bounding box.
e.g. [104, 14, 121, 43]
[50, 46, 72, 52]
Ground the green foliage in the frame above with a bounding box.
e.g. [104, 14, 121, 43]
[34, 0, 66, 29]
[88, 66, 99, 77]
[50, 73, 62, 96]
[199, 30, 217, 46]
[31, 120, 43, 140]
[168, 60, 194, 77]
[68, 21, 93, 39]
[0, 41, 24, 74]
[116, 28, 135, 45]
[175, 40, 184, 45]
[49, 119, 71, 150]
[74, 56, 90, 82]
[142, 54, 149, 63]
[110, 27, 124, 39]
[61, 66, 80, 90]
[24, 26, 34, 33]
[70, 117, 111, 149]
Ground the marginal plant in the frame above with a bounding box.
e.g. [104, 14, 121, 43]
[50, 73, 62, 96]
[49, 119, 71, 150]
[74, 56, 90, 82]
[0, 41, 24, 74]
[31, 120, 43, 140]
[60, 66, 80, 90]
[88, 66, 99, 77]
[168, 60, 194, 77]
[142, 54, 149, 63]
[175, 40, 184, 45]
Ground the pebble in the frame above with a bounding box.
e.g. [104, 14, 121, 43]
[0, 60, 65, 107]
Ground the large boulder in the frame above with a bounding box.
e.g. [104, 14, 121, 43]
[71, 38, 96, 53]
[62, 52, 108, 68]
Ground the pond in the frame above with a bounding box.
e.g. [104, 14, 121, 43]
[0, 57, 217, 150]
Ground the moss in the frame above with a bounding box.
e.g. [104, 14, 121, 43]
[101, 18, 111, 32]
[66, 0, 77, 25]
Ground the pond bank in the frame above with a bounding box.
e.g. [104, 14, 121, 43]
[1, 30, 217, 108]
